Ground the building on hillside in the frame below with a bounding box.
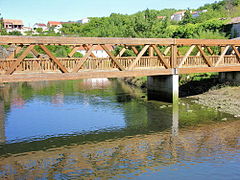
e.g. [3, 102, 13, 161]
[77, 18, 90, 24]
[3, 19, 24, 32]
[47, 21, 63, 33]
[77, 45, 114, 58]
[157, 16, 166, 20]
[47, 21, 62, 27]
[191, 10, 208, 18]
[228, 17, 240, 38]
[33, 23, 48, 31]
[170, 11, 186, 21]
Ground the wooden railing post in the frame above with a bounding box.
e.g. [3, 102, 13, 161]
[149, 46, 154, 57]
[171, 44, 177, 68]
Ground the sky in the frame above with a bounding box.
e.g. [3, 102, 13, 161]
[0, 0, 218, 27]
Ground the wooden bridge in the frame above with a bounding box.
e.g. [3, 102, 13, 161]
[1, 36, 240, 83]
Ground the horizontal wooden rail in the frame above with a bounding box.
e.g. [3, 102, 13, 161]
[1, 36, 240, 46]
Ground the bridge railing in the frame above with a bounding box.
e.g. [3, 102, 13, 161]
[0, 36, 240, 75]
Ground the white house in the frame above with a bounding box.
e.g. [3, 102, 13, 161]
[170, 11, 186, 21]
[77, 45, 114, 58]
[78, 18, 90, 24]
[3, 19, 24, 33]
[33, 23, 48, 31]
[192, 10, 208, 18]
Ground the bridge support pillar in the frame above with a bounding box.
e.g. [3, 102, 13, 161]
[219, 72, 240, 83]
[147, 73, 179, 103]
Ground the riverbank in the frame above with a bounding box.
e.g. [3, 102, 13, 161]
[191, 86, 240, 117]
[123, 76, 240, 116]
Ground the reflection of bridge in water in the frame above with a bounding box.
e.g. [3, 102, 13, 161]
[0, 117, 239, 179]
[0, 79, 239, 179]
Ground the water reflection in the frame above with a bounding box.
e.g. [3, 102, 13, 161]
[0, 79, 239, 179]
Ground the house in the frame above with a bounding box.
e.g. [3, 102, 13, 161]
[33, 23, 48, 31]
[228, 17, 240, 38]
[77, 18, 90, 24]
[3, 19, 24, 32]
[47, 21, 62, 27]
[191, 10, 208, 18]
[170, 11, 186, 21]
[47, 21, 63, 33]
[77, 45, 114, 58]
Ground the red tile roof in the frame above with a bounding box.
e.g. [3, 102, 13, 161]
[3, 19, 23, 25]
[48, 21, 62, 26]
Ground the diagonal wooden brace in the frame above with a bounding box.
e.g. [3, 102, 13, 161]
[5, 45, 35, 75]
[179, 45, 195, 67]
[215, 45, 230, 66]
[196, 45, 213, 67]
[72, 45, 98, 73]
[101, 44, 125, 71]
[151, 45, 170, 69]
[231, 45, 240, 63]
[40, 45, 68, 73]
[128, 45, 150, 70]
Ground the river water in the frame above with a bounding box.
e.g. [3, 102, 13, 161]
[0, 79, 239, 179]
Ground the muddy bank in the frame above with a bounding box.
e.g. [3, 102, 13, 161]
[123, 77, 240, 116]
[191, 86, 240, 117]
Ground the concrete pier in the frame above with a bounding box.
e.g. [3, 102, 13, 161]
[219, 71, 240, 83]
[147, 74, 179, 103]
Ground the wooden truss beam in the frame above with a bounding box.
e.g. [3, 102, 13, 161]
[128, 45, 150, 70]
[196, 45, 213, 67]
[101, 44, 125, 71]
[215, 45, 230, 66]
[6, 45, 35, 75]
[151, 45, 170, 69]
[179, 45, 195, 67]
[39, 45, 68, 73]
[231, 45, 240, 63]
[117, 47, 126, 57]
[72, 45, 97, 73]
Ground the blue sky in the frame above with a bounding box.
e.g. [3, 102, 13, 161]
[1, 0, 218, 27]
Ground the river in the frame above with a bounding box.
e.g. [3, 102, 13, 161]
[0, 79, 239, 179]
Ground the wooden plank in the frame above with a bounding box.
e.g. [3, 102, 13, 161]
[149, 46, 154, 57]
[231, 45, 240, 63]
[128, 45, 150, 70]
[72, 45, 97, 73]
[151, 45, 170, 69]
[101, 44, 125, 71]
[215, 45, 230, 66]
[39, 45, 68, 73]
[179, 45, 195, 67]
[68, 46, 80, 57]
[171, 45, 177, 68]
[206, 46, 214, 55]
[179, 65, 240, 74]
[131, 47, 139, 55]
[196, 46, 204, 56]
[83, 45, 96, 58]
[1, 36, 240, 46]
[0, 36, 175, 45]
[164, 47, 171, 56]
[117, 47, 126, 57]
[5, 45, 35, 75]
[196, 45, 213, 67]
[0, 69, 173, 83]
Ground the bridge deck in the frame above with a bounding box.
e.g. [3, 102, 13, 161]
[1, 36, 240, 82]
